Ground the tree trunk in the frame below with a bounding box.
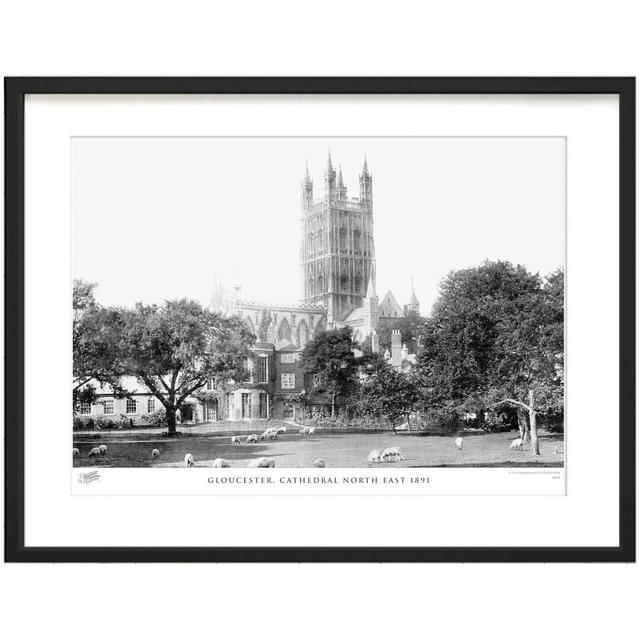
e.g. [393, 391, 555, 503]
[331, 391, 336, 418]
[407, 413, 411, 432]
[166, 406, 177, 435]
[517, 408, 530, 442]
[528, 389, 539, 455]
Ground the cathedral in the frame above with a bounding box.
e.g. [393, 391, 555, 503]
[208, 153, 420, 419]
[221, 152, 420, 349]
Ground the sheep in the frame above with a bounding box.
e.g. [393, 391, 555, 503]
[267, 431, 278, 440]
[72, 447, 80, 457]
[312, 458, 326, 468]
[247, 456, 276, 468]
[381, 446, 403, 461]
[455, 437, 464, 450]
[88, 447, 101, 458]
[368, 449, 382, 463]
[151, 448, 160, 459]
[212, 458, 230, 468]
[510, 438, 523, 451]
[246, 434, 258, 444]
[184, 453, 195, 467]
[231, 435, 241, 446]
[307, 427, 315, 435]
[99, 444, 108, 455]
[299, 428, 306, 435]
[277, 426, 287, 434]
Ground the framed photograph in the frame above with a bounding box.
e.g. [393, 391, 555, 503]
[5, 77, 635, 562]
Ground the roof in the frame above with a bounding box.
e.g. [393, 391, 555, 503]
[342, 307, 364, 323]
[275, 338, 300, 352]
[379, 290, 403, 318]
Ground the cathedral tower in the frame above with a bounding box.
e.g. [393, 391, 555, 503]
[300, 154, 375, 322]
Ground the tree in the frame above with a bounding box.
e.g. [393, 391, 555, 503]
[120, 299, 255, 434]
[350, 354, 418, 430]
[300, 327, 358, 417]
[414, 261, 563, 451]
[72, 279, 126, 411]
[486, 267, 564, 454]
[376, 310, 426, 354]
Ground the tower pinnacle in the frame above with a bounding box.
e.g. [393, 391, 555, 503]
[406, 277, 420, 314]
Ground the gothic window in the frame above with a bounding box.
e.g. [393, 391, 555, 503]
[308, 232, 314, 255]
[297, 320, 309, 349]
[317, 274, 324, 294]
[314, 317, 326, 336]
[317, 228, 323, 253]
[354, 274, 362, 294]
[339, 227, 347, 251]
[354, 229, 361, 252]
[308, 277, 314, 296]
[340, 273, 348, 291]
[245, 317, 255, 335]
[277, 317, 291, 341]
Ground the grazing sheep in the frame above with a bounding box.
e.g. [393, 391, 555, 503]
[151, 448, 160, 459]
[248, 456, 276, 468]
[184, 453, 195, 467]
[72, 447, 80, 457]
[88, 447, 101, 458]
[231, 435, 241, 446]
[381, 446, 403, 461]
[307, 426, 315, 435]
[299, 428, 306, 435]
[312, 458, 325, 468]
[510, 438, 523, 451]
[267, 431, 278, 440]
[99, 444, 108, 455]
[246, 434, 258, 444]
[277, 426, 287, 434]
[212, 458, 230, 468]
[455, 437, 463, 450]
[368, 449, 382, 463]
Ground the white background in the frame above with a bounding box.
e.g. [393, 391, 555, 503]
[1, 2, 638, 640]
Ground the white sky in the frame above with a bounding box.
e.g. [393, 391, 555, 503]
[72, 137, 565, 314]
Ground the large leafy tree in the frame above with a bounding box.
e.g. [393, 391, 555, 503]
[486, 267, 564, 454]
[415, 261, 564, 453]
[300, 327, 358, 417]
[350, 354, 418, 430]
[72, 279, 126, 411]
[120, 299, 255, 434]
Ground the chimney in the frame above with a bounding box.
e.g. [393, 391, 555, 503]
[371, 330, 379, 354]
[391, 330, 402, 369]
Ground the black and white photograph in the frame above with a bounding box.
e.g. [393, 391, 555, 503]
[72, 136, 565, 473]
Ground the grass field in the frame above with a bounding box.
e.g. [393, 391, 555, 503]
[74, 422, 564, 468]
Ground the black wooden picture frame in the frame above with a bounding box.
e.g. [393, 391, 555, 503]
[4, 77, 635, 562]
